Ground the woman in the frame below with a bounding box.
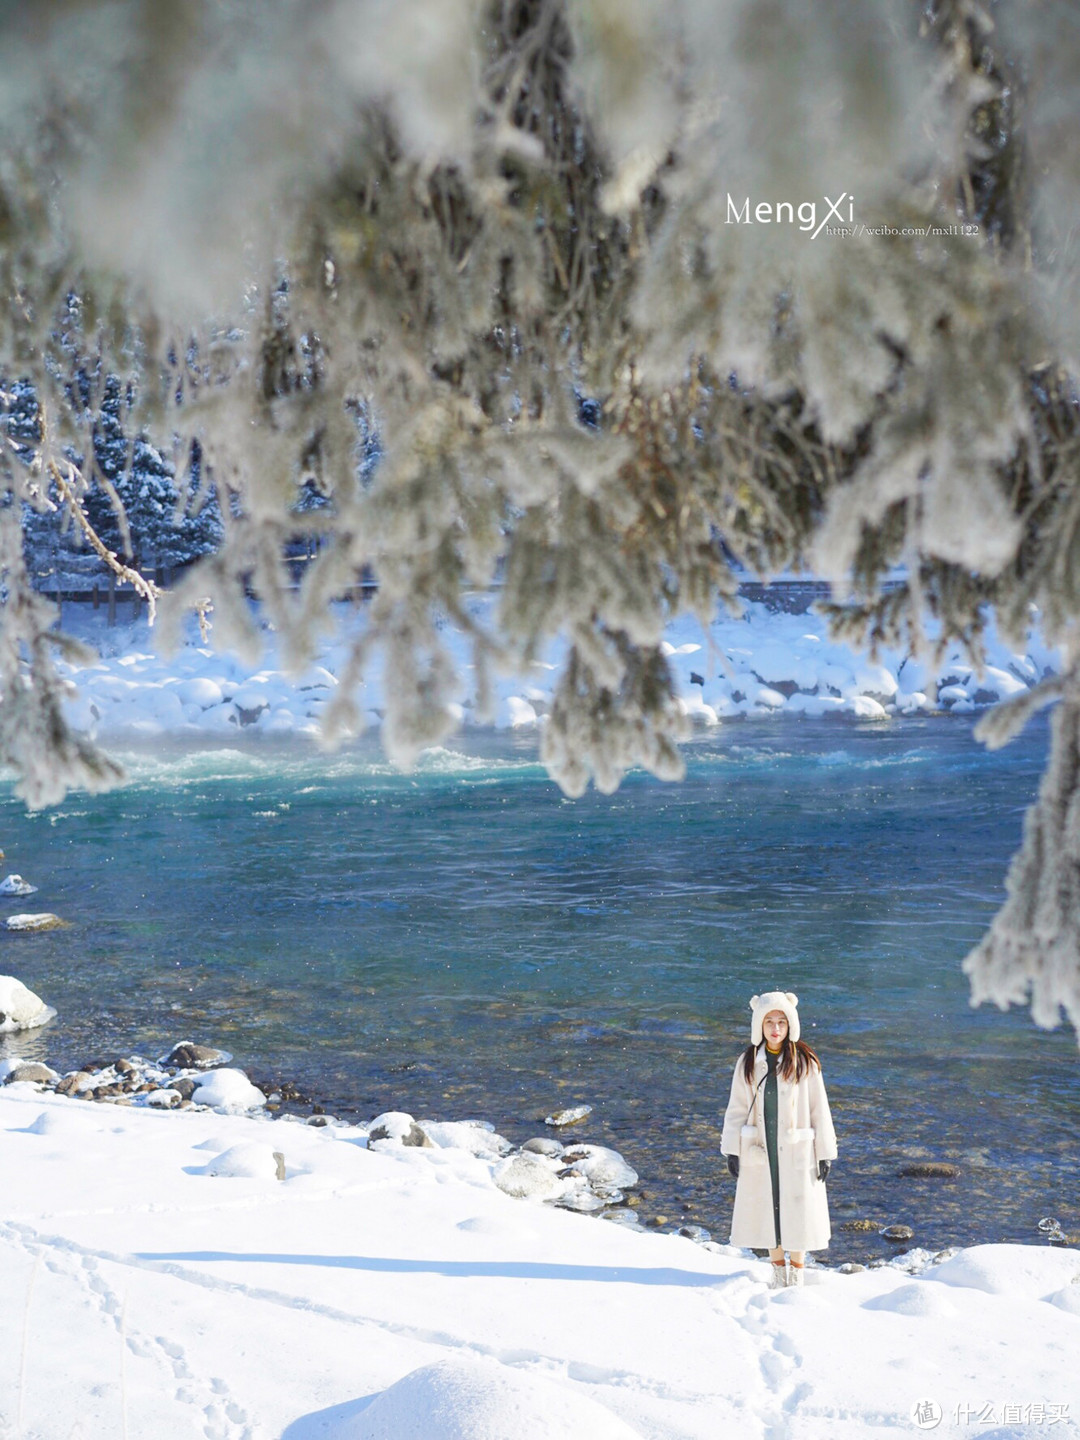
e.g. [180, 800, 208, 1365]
[721, 991, 837, 1287]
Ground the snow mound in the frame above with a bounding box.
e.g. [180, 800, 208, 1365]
[925, 1244, 1080, 1298]
[191, 1068, 266, 1111]
[21, 1107, 89, 1136]
[336, 1356, 642, 1439]
[862, 1282, 959, 1318]
[0, 975, 57, 1032]
[1046, 1283, 1080, 1316]
[203, 1143, 284, 1179]
[0, 874, 38, 896]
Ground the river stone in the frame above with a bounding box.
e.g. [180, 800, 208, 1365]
[646, 1215, 670, 1228]
[898, 1162, 961, 1178]
[522, 1137, 565, 1158]
[882, 1224, 915, 1242]
[5, 913, 64, 933]
[840, 1219, 882, 1232]
[603, 1208, 643, 1228]
[544, 1104, 593, 1127]
[163, 1042, 232, 1069]
[3, 1062, 59, 1084]
[837, 1262, 866, 1274]
[171, 1078, 197, 1100]
[55, 1071, 94, 1096]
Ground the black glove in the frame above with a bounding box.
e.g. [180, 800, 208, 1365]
[726, 1154, 739, 1179]
[818, 1159, 831, 1181]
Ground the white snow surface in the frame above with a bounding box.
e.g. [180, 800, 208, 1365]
[50, 596, 1063, 744]
[0, 1085, 1076, 1440]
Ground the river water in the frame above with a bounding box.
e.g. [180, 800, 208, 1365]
[2, 716, 1077, 1263]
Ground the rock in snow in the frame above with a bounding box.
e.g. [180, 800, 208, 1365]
[492, 1152, 568, 1202]
[336, 1356, 643, 1439]
[0, 974, 57, 1032]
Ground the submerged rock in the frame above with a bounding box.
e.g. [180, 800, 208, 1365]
[898, 1162, 961, 1178]
[882, 1224, 915, 1242]
[0, 975, 57, 1032]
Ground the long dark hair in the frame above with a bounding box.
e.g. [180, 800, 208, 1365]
[741, 1036, 821, 1085]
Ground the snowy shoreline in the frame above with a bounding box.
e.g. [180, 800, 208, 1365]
[2, 1073, 1077, 1439]
[49, 595, 1061, 748]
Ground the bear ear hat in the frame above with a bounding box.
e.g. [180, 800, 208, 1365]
[749, 989, 801, 1046]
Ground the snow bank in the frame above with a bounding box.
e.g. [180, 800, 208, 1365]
[1, 1084, 1076, 1440]
[53, 595, 1064, 745]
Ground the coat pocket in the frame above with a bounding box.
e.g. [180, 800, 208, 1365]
[740, 1124, 767, 1162]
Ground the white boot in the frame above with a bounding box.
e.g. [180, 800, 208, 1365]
[769, 1260, 788, 1289]
[787, 1263, 805, 1288]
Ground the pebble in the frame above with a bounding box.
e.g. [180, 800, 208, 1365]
[603, 1209, 643, 1228]
[898, 1162, 961, 1178]
[840, 1219, 882, 1232]
[882, 1224, 915, 1242]
[646, 1215, 669, 1228]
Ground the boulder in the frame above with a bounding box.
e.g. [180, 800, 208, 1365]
[0, 975, 57, 1032]
[203, 1142, 283, 1179]
[1, 1061, 59, 1085]
[5, 914, 65, 933]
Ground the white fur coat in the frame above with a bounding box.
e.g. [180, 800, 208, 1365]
[721, 1045, 838, 1252]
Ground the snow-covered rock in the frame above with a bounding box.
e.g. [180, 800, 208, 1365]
[0, 874, 38, 896]
[492, 1152, 568, 1202]
[5, 913, 65, 933]
[203, 1142, 285, 1179]
[560, 1143, 638, 1190]
[0, 974, 57, 1031]
[419, 1119, 514, 1159]
[191, 1068, 266, 1111]
[337, 1356, 643, 1439]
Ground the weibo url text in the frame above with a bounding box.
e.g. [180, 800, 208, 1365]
[825, 223, 980, 238]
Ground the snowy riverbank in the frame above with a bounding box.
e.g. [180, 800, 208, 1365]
[1, 1080, 1077, 1439]
[52, 594, 1062, 745]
